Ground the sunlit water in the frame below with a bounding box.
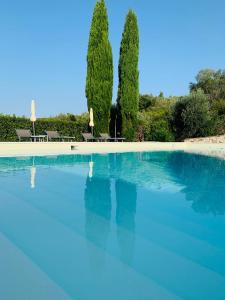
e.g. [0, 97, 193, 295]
[0, 152, 225, 300]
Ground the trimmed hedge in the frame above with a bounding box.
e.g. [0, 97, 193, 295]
[0, 115, 88, 142]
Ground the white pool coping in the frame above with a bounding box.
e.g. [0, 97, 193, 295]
[0, 141, 225, 160]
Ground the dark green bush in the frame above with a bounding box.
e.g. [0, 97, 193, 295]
[142, 118, 174, 142]
[211, 99, 225, 116]
[0, 115, 88, 141]
[139, 94, 157, 111]
[171, 90, 212, 140]
[213, 116, 225, 135]
[138, 104, 175, 142]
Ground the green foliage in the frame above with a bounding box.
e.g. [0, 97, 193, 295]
[48, 113, 77, 122]
[44, 112, 89, 124]
[211, 99, 225, 116]
[138, 100, 174, 142]
[210, 99, 225, 135]
[139, 94, 157, 111]
[85, 0, 113, 135]
[171, 90, 212, 140]
[0, 115, 88, 141]
[190, 69, 225, 101]
[117, 10, 139, 141]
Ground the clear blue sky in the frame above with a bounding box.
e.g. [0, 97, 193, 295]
[1, 0, 225, 117]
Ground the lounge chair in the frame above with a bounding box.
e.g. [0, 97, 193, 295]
[45, 131, 76, 142]
[16, 129, 32, 142]
[16, 129, 47, 142]
[82, 133, 96, 142]
[99, 133, 126, 142]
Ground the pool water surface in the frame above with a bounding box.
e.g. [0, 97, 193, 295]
[0, 151, 225, 300]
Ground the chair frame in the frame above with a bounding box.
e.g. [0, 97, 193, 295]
[45, 131, 76, 142]
[82, 133, 97, 142]
[99, 133, 126, 142]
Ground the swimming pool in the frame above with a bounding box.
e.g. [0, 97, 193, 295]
[0, 151, 225, 300]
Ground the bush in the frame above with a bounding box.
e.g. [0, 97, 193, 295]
[138, 105, 174, 142]
[212, 115, 225, 135]
[211, 99, 225, 116]
[0, 114, 88, 141]
[139, 94, 157, 111]
[209, 99, 225, 135]
[171, 90, 212, 140]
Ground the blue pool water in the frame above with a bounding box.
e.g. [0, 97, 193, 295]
[0, 151, 225, 300]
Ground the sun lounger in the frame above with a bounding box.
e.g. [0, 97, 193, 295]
[82, 133, 97, 142]
[16, 129, 47, 142]
[99, 133, 126, 142]
[16, 129, 32, 142]
[45, 131, 76, 142]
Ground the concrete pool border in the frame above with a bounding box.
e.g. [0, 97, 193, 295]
[0, 141, 225, 160]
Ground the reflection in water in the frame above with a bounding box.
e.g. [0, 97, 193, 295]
[89, 161, 94, 178]
[115, 179, 137, 264]
[1, 152, 225, 217]
[84, 175, 111, 271]
[0, 155, 92, 172]
[167, 152, 225, 215]
[30, 157, 36, 189]
[30, 166, 36, 189]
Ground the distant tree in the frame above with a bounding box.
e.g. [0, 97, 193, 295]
[172, 90, 212, 140]
[86, 0, 113, 134]
[159, 91, 164, 98]
[190, 69, 225, 101]
[117, 10, 139, 141]
[139, 94, 157, 111]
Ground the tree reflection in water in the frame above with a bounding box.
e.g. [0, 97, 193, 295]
[84, 157, 112, 272]
[115, 179, 136, 264]
[167, 152, 225, 216]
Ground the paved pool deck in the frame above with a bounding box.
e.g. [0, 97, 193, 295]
[0, 141, 225, 160]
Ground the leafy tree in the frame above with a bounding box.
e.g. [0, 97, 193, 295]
[138, 101, 174, 142]
[86, 0, 113, 134]
[190, 69, 225, 101]
[139, 94, 157, 111]
[172, 90, 212, 140]
[117, 10, 139, 141]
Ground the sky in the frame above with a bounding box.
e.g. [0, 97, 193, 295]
[0, 0, 225, 117]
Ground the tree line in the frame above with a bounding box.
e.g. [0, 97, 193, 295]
[139, 70, 225, 141]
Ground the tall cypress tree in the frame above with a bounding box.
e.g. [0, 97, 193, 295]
[86, 0, 113, 135]
[117, 10, 139, 141]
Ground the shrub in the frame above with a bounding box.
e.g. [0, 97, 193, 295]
[139, 94, 157, 111]
[171, 90, 212, 140]
[211, 99, 225, 116]
[0, 114, 88, 142]
[138, 106, 174, 142]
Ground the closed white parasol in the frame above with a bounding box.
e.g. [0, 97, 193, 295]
[30, 99, 37, 135]
[89, 108, 94, 135]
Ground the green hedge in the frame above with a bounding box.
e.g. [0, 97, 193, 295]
[0, 115, 88, 141]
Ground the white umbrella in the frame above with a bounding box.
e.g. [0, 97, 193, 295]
[30, 99, 37, 135]
[89, 108, 94, 136]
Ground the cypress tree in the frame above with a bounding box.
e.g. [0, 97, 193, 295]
[117, 10, 139, 141]
[86, 0, 113, 135]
